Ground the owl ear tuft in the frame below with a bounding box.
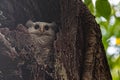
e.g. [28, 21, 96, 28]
[26, 20, 34, 28]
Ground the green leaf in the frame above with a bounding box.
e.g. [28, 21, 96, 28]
[95, 0, 111, 20]
[84, 0, 92, 5]
[113, 18, 120, 37]
[88, 2, 94, 15]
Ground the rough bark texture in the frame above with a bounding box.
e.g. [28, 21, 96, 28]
[0, 0, 60, 29]
[54, 0, 112, 80]
[0, 0, 112, 80]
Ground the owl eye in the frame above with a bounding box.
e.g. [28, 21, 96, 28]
[44, 25, 49, 30]
[34, 25, 40, 29]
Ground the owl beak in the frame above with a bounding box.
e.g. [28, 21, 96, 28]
[40, 28, 44, 32]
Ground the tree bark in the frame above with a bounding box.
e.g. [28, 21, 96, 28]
[0, 0, 112, 80]
[54, 0, 112, 80]
[0, 0, 60, 29]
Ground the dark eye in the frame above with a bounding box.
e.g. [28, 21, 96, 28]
[44, 25, 49, 30]
[34, 25, 39, 29]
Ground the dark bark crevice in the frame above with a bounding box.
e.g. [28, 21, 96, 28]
[0, 0, 60, 29]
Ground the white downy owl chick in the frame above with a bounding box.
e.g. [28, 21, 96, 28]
[26, 20, 56, 67]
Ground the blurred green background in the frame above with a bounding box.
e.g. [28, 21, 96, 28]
[83, 0, 120, 80]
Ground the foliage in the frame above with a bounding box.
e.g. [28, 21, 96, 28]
[83, 0, 120, 80]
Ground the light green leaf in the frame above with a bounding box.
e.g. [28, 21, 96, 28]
[84, 0, 92, 5]
[88, 2, 94, 15]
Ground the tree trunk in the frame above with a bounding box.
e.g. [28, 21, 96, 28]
[0, 0, 112, 80]
[55, 0, 112, 80]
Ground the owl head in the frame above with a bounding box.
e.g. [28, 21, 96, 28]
[26, 20, 57, 36]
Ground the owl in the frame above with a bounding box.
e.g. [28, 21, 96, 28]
[26, 20, 56, 70]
